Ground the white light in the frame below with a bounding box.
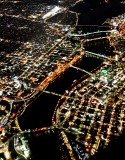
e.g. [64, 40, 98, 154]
[0, 91, 3, 96]
[24, 150, 29, 158]
[4, 151, 11, 160]
[115, 55, 119, 61]
[113, 22, 117, 27]
[42, 6, 62, 20]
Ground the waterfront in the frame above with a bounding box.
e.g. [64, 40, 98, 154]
[0, 0, 125, 159]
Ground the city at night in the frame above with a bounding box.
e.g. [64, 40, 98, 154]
[0, 0, 125, 159]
